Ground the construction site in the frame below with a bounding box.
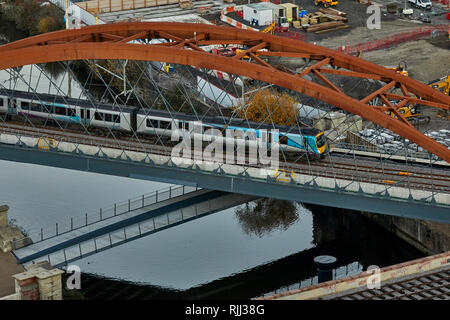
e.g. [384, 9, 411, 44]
[0, 0, 449, 303]
[53, 0, 448, 148]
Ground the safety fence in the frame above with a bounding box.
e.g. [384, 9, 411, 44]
[338, 25, 449, 55]
[220, 6, 260, 31]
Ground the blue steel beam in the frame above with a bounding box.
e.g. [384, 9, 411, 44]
[0, 144, 448, 224]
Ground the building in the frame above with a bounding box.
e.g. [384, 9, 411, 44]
[279, 3, 300, 21]
[242, 2, 286, 26]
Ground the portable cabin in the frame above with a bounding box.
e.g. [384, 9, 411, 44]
[243, 2, 285, 26]
[279, 2, 299, 21]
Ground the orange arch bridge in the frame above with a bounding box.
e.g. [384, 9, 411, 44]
[0, 22, 449, 162]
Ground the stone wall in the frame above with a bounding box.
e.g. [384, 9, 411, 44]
[12, 262, 64, 300]
[363, 212, 450, 255]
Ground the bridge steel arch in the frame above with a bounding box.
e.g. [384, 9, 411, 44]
[0, 22, 449, 162]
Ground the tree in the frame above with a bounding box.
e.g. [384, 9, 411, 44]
[37, 16, 59, 34]
[235, 199, 299, 238]
[235, 88, 298, 126]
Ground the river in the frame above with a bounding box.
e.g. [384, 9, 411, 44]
[0, 159, 424, 299]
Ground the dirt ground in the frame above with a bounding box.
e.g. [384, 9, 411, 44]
[360, 36, 450, 83]
[0, 251, 24, 297]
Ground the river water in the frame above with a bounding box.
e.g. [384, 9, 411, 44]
[0, 159, 424, 299]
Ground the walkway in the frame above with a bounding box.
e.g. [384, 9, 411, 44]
[12, 187, 256, 267]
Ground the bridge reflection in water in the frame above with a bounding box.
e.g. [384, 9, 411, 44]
[72, 201, 424, 300]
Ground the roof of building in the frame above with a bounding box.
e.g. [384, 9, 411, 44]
[244, 2, 282, 11]
[257, 251, 450, 300]
[325, 265, 450, 300]
[279, 3, 299, 8]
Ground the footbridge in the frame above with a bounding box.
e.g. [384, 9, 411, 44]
[12, 186, 257, 267]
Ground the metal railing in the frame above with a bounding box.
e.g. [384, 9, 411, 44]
[15, 184, 199, 246]
[49, 0, 106, 26]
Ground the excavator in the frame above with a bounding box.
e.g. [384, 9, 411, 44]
[314, 0, 339, 7]
[428, 75, 450, 119]
[383, 62, 430, 125]
[386, 61, 409, 77]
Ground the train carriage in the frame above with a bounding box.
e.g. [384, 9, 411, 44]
[0, 89, 329, 159]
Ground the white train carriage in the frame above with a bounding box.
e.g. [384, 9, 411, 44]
[88, 107, 132, 132]
[0, 95, 8, 113]
[16, 97, 79, 123]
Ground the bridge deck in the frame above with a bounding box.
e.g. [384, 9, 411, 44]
[12, 188, 257, 267]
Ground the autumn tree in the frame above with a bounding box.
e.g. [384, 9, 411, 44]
[37, 16, 59, 34]
[235, 199, 299, 237]
[235, 88, 298, 126]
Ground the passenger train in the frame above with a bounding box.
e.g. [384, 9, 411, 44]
[0, 89, 328, 159]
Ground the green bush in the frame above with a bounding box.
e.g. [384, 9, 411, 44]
[1, 0, 64, 36]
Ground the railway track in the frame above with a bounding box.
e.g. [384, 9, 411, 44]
[1, 122, 449, 193]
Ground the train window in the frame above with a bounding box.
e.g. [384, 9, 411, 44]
[44, 104, 54, 113]
[21, 101, 30, 110]
[160, 120, 171, 129]
[68, 108, 76, 117]
[112, 114, 120, 123]
[178, 121, 183, 130]
[86, 110, 90, 119]
[30, 103, 41, 112]
[280, 135, 288, 144]
[95, 112, 103, 120]
[80, 109, 85, 118]
[0, 99, 3, 107]
[55, 107, 66, 115]
[146, 118, 159, 128]
[316, 134, 326, 148]
[104, 113, 112, 122]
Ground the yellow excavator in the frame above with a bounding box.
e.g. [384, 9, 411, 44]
[386, 61, 409, 77]
[314, 0, 339, 7]
[428, 75, 450, 119]
[384, 62, 430, 124]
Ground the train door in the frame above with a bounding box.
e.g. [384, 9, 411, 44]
[80, 108, 91, 126]
[130, 109, 137, 133]
[8, 98, 17, 116]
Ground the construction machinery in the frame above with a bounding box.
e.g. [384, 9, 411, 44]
[386, 61, 409, 77]
[261, 22, 276, 34]
[383, 62, 431, 125]
[429, 75, 450, 96]
[385, 104, 430, 125]
[428, 75, 450, 119]
[314, 0, 339, 8]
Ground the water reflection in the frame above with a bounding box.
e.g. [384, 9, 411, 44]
[235, 199, 300, 238]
